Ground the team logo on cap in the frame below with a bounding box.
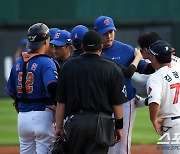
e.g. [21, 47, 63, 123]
[55, 32, 60, 39]
[165, 46, 169, 51]
[74, 33, 78, 39]
[104, 19, 110, 26]
[28, 35, 37, 42]
[67, 38, 72, 42]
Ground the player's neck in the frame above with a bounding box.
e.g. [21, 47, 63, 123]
[157, 63, 171, 70]
[31, 46, 47, 54]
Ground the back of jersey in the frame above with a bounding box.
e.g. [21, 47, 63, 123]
[147, 65, 180, 118]
[171, 55, 180, 67]
[6, 54, 58, 112]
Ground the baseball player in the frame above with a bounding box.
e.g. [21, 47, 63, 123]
[6, 23, 58, 154]
[132, 32, 162, 98]
[147, 40, 180, 154]
[45, 27, 60, 58]
[50, 30, 72, 67]
[133, 32, 180, 107]
[94, 16, 154, 154]
[70, 25, 89, 57]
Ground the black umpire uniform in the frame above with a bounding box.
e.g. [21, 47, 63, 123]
[55, 30, 126, 154]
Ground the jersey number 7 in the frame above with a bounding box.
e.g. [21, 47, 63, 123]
[170, 83, 180, 104]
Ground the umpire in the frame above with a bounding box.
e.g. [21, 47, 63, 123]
[55, 30, 126, 154]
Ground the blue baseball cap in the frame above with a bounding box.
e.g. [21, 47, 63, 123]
[50, 30, 72, 46]
[94, 16, 116, 34]
[71, 25, 89, 44]
[49, 28, 60, 41]
[147, 40, 172, 63]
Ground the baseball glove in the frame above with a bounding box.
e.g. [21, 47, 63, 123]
[48, 137, 66, 154]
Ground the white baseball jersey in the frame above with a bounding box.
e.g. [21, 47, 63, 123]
[147, 65, 180, 118]
[171, 55, 180, 66]
[132, 55, 180, 97]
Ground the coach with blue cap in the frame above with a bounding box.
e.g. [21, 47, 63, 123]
[45, 27, 60, 58]
[49, 28, 60, 41]
[50, 30, 72, 67]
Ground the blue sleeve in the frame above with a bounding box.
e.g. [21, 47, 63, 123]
[6, 66, 16, 98]
[42, 59, 58, 89]
[136, 60, 149, 73]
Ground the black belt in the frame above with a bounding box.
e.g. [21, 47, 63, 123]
[171, 116, 180, 120]
[76, 110, 112, 118]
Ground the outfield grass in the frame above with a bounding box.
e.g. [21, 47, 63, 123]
[132, 107, 160, 144]
[0, 98, 19, 145]
[0, 98, 160, 145]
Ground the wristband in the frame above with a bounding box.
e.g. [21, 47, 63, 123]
[145, 98, 149, 106]
[115, 118, 123, 129]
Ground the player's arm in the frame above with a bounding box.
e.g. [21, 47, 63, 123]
[136, 59, 155, 75]
[135, 95, 149, 107]
[149, 102, 159, 122]
[6, 67, 19, 112]
[55, 65, 67, 139]
[142, 63, 155, 74]
[119, 48, 142, 77]
[110, 66, 126, 143]
[47, 82, 57, 101]
[113, 104, 123, 143]
[131, 48, 143, 69]
[55, 102, 65, 139]
[147, 76, 164, 135]
[42, 58, 58, 100]
[149, 102, 164, 135]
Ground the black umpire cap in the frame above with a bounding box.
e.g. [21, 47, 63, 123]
[27, 23, 50, 49]
[82, 30, 102, 51]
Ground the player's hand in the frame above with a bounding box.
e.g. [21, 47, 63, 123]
[152, 118, 165, 136]
[115, 129, 123, 143]
[135, 95, 146, 108]
[134, 48, 143, 61]
[55, 128, 65, 139]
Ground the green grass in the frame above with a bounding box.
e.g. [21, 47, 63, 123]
[132, 106, 160, 144]
[0, 98, 160, 145]
[0, 98, 19, 145]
